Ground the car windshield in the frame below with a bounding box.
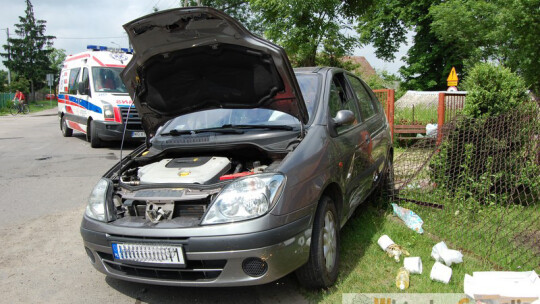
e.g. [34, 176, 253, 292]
[158, 74, 320, 135]
[92, 67, 128, 93]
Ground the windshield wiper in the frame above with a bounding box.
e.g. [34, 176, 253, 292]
[160, 128, 244, 136]
[220, 124, 294, 131]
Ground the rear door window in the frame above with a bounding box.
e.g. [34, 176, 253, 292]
[346, 75, 376, 120]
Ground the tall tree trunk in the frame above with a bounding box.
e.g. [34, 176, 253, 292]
[30, 79, 34, 103]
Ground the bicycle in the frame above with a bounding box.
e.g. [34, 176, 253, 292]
[10, 101, 30, 115]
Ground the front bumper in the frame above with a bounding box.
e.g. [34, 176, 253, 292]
[81, 216, 312, 286]
[92, 120, 145, 142]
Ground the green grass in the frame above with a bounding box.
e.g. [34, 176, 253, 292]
[0, 99, 57, 115]
[302, 202, 490, 303]
[394, 105, 437, 125]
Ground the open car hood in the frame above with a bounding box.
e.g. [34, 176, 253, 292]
[122, 7, 308, 138]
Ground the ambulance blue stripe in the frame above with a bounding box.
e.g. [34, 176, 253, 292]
[59, 94, 103, 114]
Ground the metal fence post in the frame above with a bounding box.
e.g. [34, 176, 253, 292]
[389, 89, 395, 141]
[437, 92, 445, 145]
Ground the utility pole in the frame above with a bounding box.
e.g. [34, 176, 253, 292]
[2, 28, 11, 86]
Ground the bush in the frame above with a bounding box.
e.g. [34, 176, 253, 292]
[430, 64, 538, 207]
[463, 62, 528, 118]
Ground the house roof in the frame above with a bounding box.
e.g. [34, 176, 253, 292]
[343, 56, 377, 78]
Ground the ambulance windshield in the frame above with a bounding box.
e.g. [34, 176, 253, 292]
[92, 67, 128, 93]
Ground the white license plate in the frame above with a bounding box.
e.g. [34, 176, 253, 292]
[132, 131, 145, 138]
[111, 243, 185, 265]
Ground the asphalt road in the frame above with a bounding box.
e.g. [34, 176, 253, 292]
[0, 108, 307, 304]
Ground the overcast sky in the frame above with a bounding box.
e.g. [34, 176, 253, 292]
[0, 0, 409, 75]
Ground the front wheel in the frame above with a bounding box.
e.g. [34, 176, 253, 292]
[60, 116, 73, 137]
[88, 120, 102, 148]
[295, 196, 340, 289]
[10, 104, 19, 116]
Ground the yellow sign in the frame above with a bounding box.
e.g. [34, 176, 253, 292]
[447, 67, 458, 87]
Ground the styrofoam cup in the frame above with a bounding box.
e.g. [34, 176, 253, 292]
[377, 235, 395, 251]
[430, 261, 452, 284]
[404, 257, 423, 274]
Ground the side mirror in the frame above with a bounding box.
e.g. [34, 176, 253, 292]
[333, 110, 356, 127]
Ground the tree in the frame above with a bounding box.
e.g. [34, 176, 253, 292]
[47, 47, 66, 85]
[0, 70, 8, 92]
[1, 0, 55, 101]
[193, 0, 372, 67]
[430, 0, 540, 94]
[357, 0, 463, 91]
[250, 0, 371, 67]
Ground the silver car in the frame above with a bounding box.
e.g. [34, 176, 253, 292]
[80, 7, 393, 288]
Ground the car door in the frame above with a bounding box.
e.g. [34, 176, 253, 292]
[66, 67, 81, 121]
[346, 74, 388, 188]
[327, 72, 371, 214]
[77, 67, 90, 123]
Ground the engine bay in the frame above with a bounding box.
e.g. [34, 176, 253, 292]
[110, 147, 284, 226]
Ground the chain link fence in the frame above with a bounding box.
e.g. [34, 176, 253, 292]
[392, 101, 540, 271]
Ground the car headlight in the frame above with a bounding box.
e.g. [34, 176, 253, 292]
[85, 178, 112, 222]
[201, 173, 285, 225]
[102, 102, 114, 119]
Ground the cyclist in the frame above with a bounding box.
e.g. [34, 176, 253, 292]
[13, 90, 25, 109]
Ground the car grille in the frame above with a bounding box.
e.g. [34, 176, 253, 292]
[98, 252, 226, 281]
[120, 107, 142, 130]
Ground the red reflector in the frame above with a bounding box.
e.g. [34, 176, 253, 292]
[219, 172, 254, 181]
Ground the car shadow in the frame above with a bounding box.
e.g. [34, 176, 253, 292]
[105, 273, 307, 303]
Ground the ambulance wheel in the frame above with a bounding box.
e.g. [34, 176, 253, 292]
[61, 116, 73, 137]
[88, 120, 102, 148]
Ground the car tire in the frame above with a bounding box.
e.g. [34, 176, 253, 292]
[380, 156, 394, 197]
[88, 120, 102, 148]
[61, 116, 73, 137]
[295, 196, 340, 289]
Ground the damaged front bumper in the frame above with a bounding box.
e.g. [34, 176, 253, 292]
[80, 215, 312, 286]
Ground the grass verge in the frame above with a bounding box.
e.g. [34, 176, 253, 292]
[301, 201, 491, 303]
[0, 99, 57, 115]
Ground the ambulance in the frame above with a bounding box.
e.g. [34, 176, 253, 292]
[57, 45, 144, 148]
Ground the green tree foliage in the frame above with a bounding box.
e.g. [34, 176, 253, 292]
[462, 63, 528, 118]
[357, 0, 463, 91]
[182, 1, 374, 68]
[247, 0, 371, 67]
[9, 75, 31, 93]
[430, 0, 540, 94]
[1, 0, 55, 102]
[0, 70, 8, 92]
[47, 47, 66, 85]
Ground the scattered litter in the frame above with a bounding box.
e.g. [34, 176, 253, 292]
[377, 235, 410, 262]
[464, 270, 540, 303]
[395, 267, 410, 290]
[430, 261, 452, 284]
[391, 203, 424, 234]
[404, 257, 423, 274]
[426, 123, 438, 138]
[377, 235, 394, 251]
[431, 241, 463, 266]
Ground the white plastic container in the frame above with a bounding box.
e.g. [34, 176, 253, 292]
[404, 257, 423, 274]
[430, 261, 453, 284]
[377, 235, 395, 251]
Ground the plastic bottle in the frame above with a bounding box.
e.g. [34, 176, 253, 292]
[395, 267, 410, 290]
